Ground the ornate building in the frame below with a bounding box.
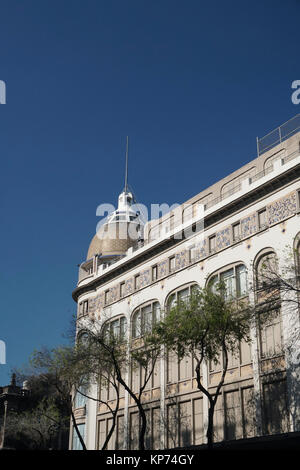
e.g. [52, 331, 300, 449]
[71, 115, 300, 450]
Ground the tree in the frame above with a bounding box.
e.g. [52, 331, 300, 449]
[30, 346, 88, 450]
[2, 371, 70, 450]
[149, 284, 252, 449]
[4, 400, 63, 450]
[78, 318, 160, 450]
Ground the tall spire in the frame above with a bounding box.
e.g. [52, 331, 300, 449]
[124, 136, 129, 193]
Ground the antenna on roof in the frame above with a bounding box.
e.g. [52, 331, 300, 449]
[124, 136, 129, 193]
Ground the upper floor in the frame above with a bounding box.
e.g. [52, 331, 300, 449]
[74, 115, 300, 295]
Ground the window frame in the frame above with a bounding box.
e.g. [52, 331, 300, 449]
[120, 281, 125, 298]
[104, 290, 110, 305]
[232, 221, 241, 243]
[258, 208, 268, 231]
[134, 274, 140, 291]
[209, 235, 216, 254]
[169, 256, 176, 274]
[152, 264, 158, 282]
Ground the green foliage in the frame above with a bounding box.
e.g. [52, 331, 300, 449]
[151, 283, 251, 365]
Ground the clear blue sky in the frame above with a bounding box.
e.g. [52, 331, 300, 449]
[0, 0, 299, 384]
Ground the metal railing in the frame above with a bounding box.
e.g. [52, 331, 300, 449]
[204, 184, 241, 210]
[249, 164, 273, 184]
[257, 114, 300, 156]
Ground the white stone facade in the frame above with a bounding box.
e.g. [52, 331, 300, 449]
[71, 128, 300, 450]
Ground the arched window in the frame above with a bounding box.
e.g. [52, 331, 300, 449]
[166, 283, 199, 313]
[77, 331, 90, 345]
[208, 264, 247, 299]
[103, 316, 127, 341]
[254, 250, 282, 358]
[132, 301, 160, 339]
[164, 284, 199, 386]
[255, 251, 277, 296]
[295, 237, 300, 277]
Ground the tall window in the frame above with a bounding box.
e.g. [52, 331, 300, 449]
[255, 251, 278, 296]
[72, 423, 85, 450]
[189, 245, 198, 262]
[132, 301, 160, 339]
[120, 281, 125, 298]
[296, 240, 300, 277]
[258, 209, 268, 230]
[165, 284, 199, 387]
[152, 265, 158, 282]
[209, 235, 216, 254]
[134, 274, 140, 291]
[232, 222, 241, 242]
[169, 256, 176, 273]
[74, 384, 88, 409]
[78, 300, 88, 316]
[255, 251, 282, 358]
[208, 264, 247, 299]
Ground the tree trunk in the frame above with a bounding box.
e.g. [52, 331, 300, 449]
[115, 373, 147, 450]
[71, 409, 86, 450]
[206, 404, 215, 449]
[102, 413, 117, 451]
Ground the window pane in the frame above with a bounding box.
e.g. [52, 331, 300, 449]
[169, 257, 175, 271]
[120, 317, 127, 339]
[220, 269, 235, 299]
[75, 385, 88, 409]
[236, 265, 247, 297]
[167, 294, 176, 310]
[256, 252, 277, 290]
[111, 319, 119, 338]
[208, 275, 218, 293]
[258, 210, 267, 229]
[103, 324, 110, 341]
[142, 304, 152, 333]
[209, 236, 216, 252]
[72, 423, 85, 450]
[233, 223, 240, 241]
[132, 311, 141, 338]
[189, 246, 198, 261]
[153, 302, 160, 324]
[178, 288, 189, 303]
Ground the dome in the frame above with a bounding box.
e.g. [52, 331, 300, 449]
[86, 190, 144, 261]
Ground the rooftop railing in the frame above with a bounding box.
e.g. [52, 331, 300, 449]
[257, 114, 300, 156]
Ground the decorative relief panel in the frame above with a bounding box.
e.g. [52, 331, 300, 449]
[82, 190, 297, 313]
[216, 227, 231, 250]
[175, 250, 188, 270]
[158, 260, 168, 278]
[125, 278, 133, 295]
[88, 297, 96, 314]
[110, 285, 119, 303]
[267, 192, 297, 225]
[241, 213, 257, 238]
[197, 238, 207, 259]
[140, 269, 151, 288]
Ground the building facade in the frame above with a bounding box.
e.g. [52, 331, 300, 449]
[71, 116, 300, 450]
